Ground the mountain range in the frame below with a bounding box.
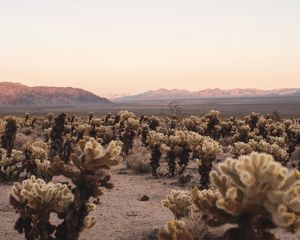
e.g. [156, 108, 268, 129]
[114, 88, 300, 101]
[1, 82, 299, 105]
[0, 82, 110, 106]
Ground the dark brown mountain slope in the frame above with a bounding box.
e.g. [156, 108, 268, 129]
[0, 82, 111, 105]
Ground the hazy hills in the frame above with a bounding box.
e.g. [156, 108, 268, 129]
[1, 82, 299, 106]
[114, 88, 300, 101]
[0, 82, 111, 106]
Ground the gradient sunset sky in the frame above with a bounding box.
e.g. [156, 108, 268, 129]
[0, 0, 299, 96]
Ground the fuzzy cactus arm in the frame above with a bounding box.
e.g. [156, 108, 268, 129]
[162, 190, 192, 220]
[159, 220, 194, 240]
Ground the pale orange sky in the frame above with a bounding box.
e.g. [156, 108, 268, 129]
[0, 0, 299, 96]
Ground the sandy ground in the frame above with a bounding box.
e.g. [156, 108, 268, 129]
[0, 164, 299, 240]
[0, 164, 185, 240]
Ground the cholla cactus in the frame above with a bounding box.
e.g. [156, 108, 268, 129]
[229, 141, 253, 158]
[188, 133, 222, 189]
[245, 112, 260, 130]
[162, 190, 192, 220]
[114, 111, 138, 155]
[257, 140, 289, 165]
[140, 124, 150, 147]
[10, 175, 74, 239]
[1, 116, 18, 157]
[219, 120, 234, 138]
[96, 125, 114, 145]
[10, 175, 73, 213]
[118, 110, 136, 122]
[229, 139, 289, 165]
[148, 116, 160, 130]
[0, 119, 5, 135]
[147, 131, 167, 176]
[203, 110, 221, 139]
[168, 131, 192, 175]
[49, 113, 66, 160]
[88, 111, 94, 122]
[47, 112, 54, 123]
[70, 137, 122, 172]
[23, 141, 50, 180]
[182, 116, 202, 132]
[191, 152, 300, 240]
[0, 148, 23, 181]
[48, 137, 122, 240]
[268, 136, 286, 148]
[233, 124, 251, 142]
[159, 220, 193, 240]
[268, 122, 287, 139]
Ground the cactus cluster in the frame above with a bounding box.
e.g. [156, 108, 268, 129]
[162, 190, 192, 220]
[0, 110, 297, 240]
[191, 152, 300, 240]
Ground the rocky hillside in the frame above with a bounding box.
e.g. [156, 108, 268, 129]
[0, 82, 111, 105]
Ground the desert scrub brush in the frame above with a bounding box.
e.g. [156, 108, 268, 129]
[162, 190, 192, 220]
[10, 175, 74, 239]
[159, 220, 194, 240]
[191, 152, 300, 240]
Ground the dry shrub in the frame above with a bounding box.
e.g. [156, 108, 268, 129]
[14, 133, 34, 150]
[125, 139, 151, 173]
[183, 213, 212, 240]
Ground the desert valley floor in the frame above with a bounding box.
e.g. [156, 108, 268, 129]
[1, 163, 299, 240]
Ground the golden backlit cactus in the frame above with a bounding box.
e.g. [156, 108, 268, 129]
[26, 140, 48, 161]
[47, 137, 123, 240]
[0, 148, 23, 180]
[229, 139, 289, 165]
[72, 137, 122, 172]
[182, 116, 203, 133]
[159, 220, 194, 240]
[265, 170, 300, 231]
[147, 131, 167, 176]
[191, 152, 300, 240]
[0, 148, 23, 166]
[10, 175, 74, 213]
[162, 190, 192, 220]
[118, 110, 136, 122]
[124, 117, 140, 130]
[147, 130, 167, 147]
[188, 133, 222, 189]
[0, 119, 5, 135]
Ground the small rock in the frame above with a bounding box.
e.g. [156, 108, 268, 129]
[126, 211, 139, 217]
[140, 195, 150, 201]
[118, 171, 128, 174]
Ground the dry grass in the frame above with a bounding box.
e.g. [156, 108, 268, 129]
[125, 138, 152, 174]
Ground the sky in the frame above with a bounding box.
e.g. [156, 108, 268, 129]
[0, 0, 299, 96]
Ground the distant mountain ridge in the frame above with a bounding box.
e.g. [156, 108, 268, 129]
[115, 88, 300, 101]
[0, 82, 111, 105]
